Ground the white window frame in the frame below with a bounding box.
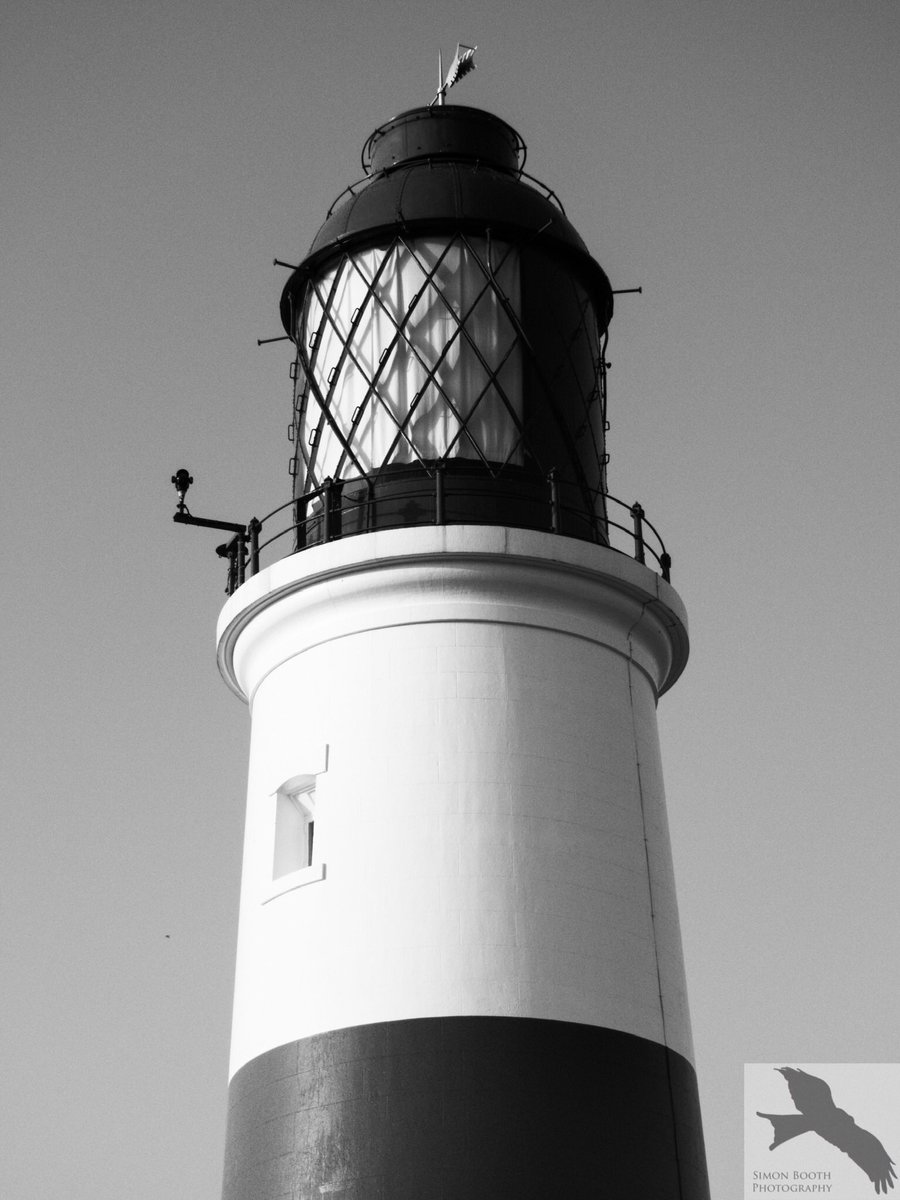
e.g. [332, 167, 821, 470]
[264, 759, 328, 903]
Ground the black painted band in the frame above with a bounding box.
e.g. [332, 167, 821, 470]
[223, 1016, 709, 1200]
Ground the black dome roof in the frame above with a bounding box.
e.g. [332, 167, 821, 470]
[280, 106, 612, 333]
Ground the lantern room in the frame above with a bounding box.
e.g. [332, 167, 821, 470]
[280, 105, 614, 545]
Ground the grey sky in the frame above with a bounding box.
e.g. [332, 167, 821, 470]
[3, 1, 899, 1196]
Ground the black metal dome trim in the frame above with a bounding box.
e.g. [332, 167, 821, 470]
[280, 220, 613, 338]
[361, 105, 525, 175]
[280, 107, 614, 337]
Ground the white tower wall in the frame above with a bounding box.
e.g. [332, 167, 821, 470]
[217, 526, 707, 1199]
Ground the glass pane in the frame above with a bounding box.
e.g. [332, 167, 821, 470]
[296, 236, 523, 480]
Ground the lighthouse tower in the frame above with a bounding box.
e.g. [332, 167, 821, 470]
[216, 104, 709, 1199]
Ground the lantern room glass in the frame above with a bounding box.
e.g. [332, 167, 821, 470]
[294, 236, 523, 482]
[289, 232, 608, 545]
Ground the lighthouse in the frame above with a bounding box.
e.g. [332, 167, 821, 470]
[213, 101, 709, 1199]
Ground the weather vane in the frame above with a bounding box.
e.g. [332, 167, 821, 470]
[431, 43, 477, 107]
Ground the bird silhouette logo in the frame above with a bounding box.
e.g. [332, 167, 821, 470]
[757, 1067, 896, 1195]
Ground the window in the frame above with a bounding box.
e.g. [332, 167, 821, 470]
[295, 235, 524, 487]
[273, 782, 316, 879]
[265, 759, 328, 902]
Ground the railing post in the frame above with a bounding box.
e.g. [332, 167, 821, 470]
[548, 468, 559, 534]
[236, 534, 246, 588]
[248, 518, 261, 577]
[434, 461, 446, 526]
[294, 495, 308, 550]
[227, 543, 236, 595]
[322, 478, 333, 542]
[331, 478, 344, 542]
[630, 502, 646, 565]
[217, 536, 240, 595]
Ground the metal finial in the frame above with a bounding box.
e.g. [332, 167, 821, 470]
[431, 43, 477, 107]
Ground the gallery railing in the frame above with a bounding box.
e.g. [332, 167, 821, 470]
[174, 468, 671, 596]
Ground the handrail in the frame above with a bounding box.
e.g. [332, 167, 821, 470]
[222, 470, 671, 597]
[515, 169, 566, 216]
[324, 159, 565, 221]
